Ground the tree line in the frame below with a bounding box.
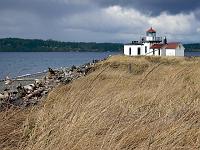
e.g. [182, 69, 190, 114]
[0, 38, 123, 52]
[0, 38, 199, 52]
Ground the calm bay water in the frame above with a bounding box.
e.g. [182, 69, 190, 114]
[0, 52, 120, 79]
[0, 51, 199, 80]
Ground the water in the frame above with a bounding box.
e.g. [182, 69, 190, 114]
[0, 51, 199, 80]
[0, 52, 120, 80]
[185, 51, 200, 57]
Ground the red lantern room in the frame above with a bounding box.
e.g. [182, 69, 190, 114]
[146, 27, 156, 37]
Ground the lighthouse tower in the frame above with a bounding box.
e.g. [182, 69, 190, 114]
[139, 27, 162, 55]
[145, 27, 162, 44]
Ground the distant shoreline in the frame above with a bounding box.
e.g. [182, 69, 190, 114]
[0, 50, 200, 52]
[0, 38, 200, 52]
[0, 38, 123, 52]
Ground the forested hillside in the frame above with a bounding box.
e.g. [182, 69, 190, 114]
[0, 38, 199, 52]
[184, 43, 200, 52]
[0, 38, 123, 52]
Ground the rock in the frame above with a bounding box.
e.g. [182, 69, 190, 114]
[10, 90, 18, 95]
[48, 68, 55, 75]
[23, 84, 35, 93]
[62, 68, 69, 77]
[9, 97, 23, 107]
[17, 84, 27, 98]
[0, 99, 3, 107]
[92, 59, 99, 63]
[0, 93, 5, 100]
[62, 77, 72, 84]
[42, 90, 49, 96]
[24, 88, 45, 100]
[3, 89, 10, 98]
[4, 76, 13, 85]
[77, 67, 86, 74]
[0, 89, 10, 100]
[71, 65, 77, 71]
[47, 68, 56, 79]
[35, 78, 45, 87]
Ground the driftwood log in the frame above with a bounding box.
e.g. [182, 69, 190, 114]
[24, 88, 45, 100]
[0, 94, 5, 100]
[0, 59, 99, 109]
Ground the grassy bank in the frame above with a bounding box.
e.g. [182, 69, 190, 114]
[1, 55, 200, 149]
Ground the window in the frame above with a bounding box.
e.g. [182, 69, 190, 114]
[145, 46, 147, 53]
[138, 47, 141, 55]
[129, 47, 131, 55]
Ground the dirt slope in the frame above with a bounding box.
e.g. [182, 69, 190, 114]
[3, 55, 200, 150]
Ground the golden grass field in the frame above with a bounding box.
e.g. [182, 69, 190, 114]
[1, 55, 200, 150]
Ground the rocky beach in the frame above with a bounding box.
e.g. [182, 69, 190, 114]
[0, 59, 101, 110]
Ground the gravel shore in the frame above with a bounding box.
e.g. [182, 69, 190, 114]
[0, 72, 46, 92]
[0, 60, 99, 109]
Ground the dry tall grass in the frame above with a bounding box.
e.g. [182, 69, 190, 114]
[0, 108, 32, 150]
[2, 55, 200, 150]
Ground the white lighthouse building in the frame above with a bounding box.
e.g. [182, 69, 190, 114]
[124, 27, 185, 57]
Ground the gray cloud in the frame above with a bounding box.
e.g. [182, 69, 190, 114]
[0, 0, 199, 43]
[0, 0, 95, 18]
[95, 0, 200, 15]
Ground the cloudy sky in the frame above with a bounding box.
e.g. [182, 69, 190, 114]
[0, 0, 200, 43]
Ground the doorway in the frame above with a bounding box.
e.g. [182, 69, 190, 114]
[137, 47, 141, 55]
[129, 47, 131, 55]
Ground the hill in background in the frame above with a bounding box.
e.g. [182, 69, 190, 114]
[0, 38, 199, 52]
[0, 38, 122, 52]
[1, 55, 200, 149]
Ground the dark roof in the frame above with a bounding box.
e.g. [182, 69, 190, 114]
[150, 42, 181, 49]
[150, 44, 164, 49]
[125, 43, 143, 45]
[147, 27, 156, 33]
[163, 42, 180, 49]
[125, 41, 143, 45]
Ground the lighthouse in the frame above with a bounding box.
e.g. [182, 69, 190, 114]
[124, 27, 185, 57]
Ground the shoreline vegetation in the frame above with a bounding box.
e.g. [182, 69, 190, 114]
[0, 38, 200, 52]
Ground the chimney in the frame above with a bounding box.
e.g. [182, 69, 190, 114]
[163, 36, 167, 44]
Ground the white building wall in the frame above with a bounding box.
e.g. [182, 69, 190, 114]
[124, 42, 185, 57]
[146, 36, 153, 41]
[147, 49, 153, 56]
[166, 45, 185, 57]
[161, 48, 166, 56]
[154, 49, 158, 56]
[166, 49, 176, 56]
[124, 45, 144, 56]
[124, 45, 130, 56]
[147, 48, 161, 56]
[175, 49, 184, 56]
[124, 43, 164, 56]
[139, 45, 145, 55]
[155, 49, 160, 56]
[175, 45, 185, 56]
[143, 43, 151, 55]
